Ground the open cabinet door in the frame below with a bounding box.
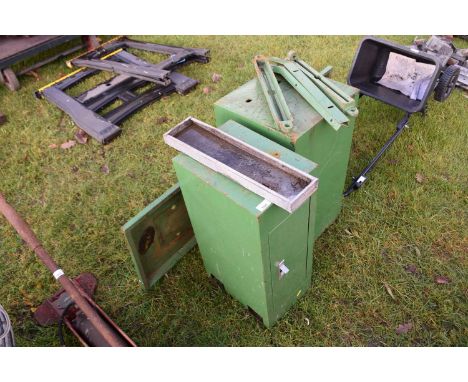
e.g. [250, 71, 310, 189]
[122, 184, 196, 289]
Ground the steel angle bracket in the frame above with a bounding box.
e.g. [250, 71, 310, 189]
[288, 53, 359, 118]
[268, 57, 350, 131]
[253, 55, 294, 132]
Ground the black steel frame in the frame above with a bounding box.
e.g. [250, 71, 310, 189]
[68, 37, 209, 86]
[36, 38, 209, 144]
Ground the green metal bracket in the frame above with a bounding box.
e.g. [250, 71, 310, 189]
[319, 65, 333, 77]
[253, 55, 294, 132]
[291, 54, 359, 118]
[268, 57, 349, 131]
[253, 53, 357, 132]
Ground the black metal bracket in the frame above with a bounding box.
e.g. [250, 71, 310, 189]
[35, 37, 209, 144]
[344, 112, 411, 197]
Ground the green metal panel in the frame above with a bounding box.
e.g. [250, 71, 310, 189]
[218, 121, 317, 174]
[173, 120, 318, 327]
[214, 77, 359, 237]
[122, 184, 196, 289]
[219, 121, 318, 289]
[268, 203, 309, 317]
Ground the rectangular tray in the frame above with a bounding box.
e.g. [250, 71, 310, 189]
[164, 117, 318, 212]
[347, 36, 441, 113]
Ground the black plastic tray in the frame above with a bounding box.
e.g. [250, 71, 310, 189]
[347, 36, 441, 113]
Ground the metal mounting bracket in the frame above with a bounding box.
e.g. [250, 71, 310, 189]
[253, 54, 355, 132]
[253, 55, 294, 132]
[290, 54, 359, 118]
[268, 57, 350, 131]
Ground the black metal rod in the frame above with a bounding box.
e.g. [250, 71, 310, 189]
[344, 112, 411, 197]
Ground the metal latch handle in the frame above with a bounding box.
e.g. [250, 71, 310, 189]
[278, 260, 289, 279]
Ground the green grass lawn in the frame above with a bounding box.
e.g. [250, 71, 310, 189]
[0, 35, 467, 346]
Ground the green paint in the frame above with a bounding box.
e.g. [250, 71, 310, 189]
[269, 60, 349, 130]
[122, 122, 318, 291]
[253, 56, 294, 132]
[173, 120, 318, 327]
[214, 77, 359, 237]
[122, 184, 196, 289]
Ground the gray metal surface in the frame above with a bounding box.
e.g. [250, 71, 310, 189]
[72, 58, 171, 85]
[42, 87, 122, 144]
[175, 122, 308, 197]
[0, 36, 79, 69]
[409, 35, 468, 90]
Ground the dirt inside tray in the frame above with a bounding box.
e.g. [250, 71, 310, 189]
[174, 122, 310, 198]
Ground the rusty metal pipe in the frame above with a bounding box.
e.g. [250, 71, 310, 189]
[0, 193, 127, 347]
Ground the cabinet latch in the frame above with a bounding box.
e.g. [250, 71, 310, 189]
[277, 260, 289, 279]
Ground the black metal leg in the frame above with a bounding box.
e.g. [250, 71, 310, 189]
[42, 87, 122, 144]
[344, 112, 411, 197]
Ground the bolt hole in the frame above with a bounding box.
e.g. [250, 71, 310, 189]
[245, 99, 252, 103]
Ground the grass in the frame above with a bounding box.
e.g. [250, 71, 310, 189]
[0, 35, 467, 346]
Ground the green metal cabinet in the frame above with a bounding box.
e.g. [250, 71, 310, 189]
[214, 78, 359, 237]
[173, 120, 318, 327]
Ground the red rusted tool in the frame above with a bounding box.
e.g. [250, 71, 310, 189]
[0, 193, 136, 347]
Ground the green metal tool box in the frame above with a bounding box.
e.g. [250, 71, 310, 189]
[214, 77, 359, 237]
[173, 120, 318, 327]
